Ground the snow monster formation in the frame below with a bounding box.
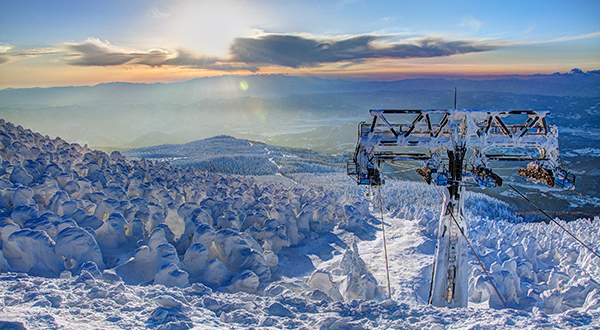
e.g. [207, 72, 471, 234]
[0, 120, 374, 299]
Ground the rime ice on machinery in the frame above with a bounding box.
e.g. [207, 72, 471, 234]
[347, 105, 575, 308]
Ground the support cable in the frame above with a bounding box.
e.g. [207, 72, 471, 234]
[431, 184, 508, 309]
[568, 188, 600, 209]
[377, 185, 392, 300]
[506, 182, 600, 260]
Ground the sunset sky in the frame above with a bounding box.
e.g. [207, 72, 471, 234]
[1, 0, 599, 89]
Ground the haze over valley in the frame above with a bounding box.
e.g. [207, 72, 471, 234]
[1, 70, 598, 153]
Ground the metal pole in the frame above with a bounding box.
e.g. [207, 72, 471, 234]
[454, 87, 457, 109]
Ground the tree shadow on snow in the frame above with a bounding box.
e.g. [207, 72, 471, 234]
[276, 232, 348, 278]
[352, 222, 379, 241]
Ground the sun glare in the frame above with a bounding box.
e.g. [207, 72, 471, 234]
[165, 1, 257, 58]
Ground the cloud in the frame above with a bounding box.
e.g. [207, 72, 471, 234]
[0, 42, 12, 64]
[205, 62, 260, 73]
[229, 35, 373, 68]
[64, 38, 136, 66]
[63, 38, 219, 68]
[459, 16, 483, 31]
[160, 49, 218, 68]
[546, 31, 600, 43]
[0, 43, 13, 53]
[491, 31, 600, 47]
[379, 38, 494, 58]
[3, 33, 494, 71]
[149, 7, 171, 19]
[134, 49, 172, 67]
[229, 34, 494, 68]
[0, 43, 59, 65]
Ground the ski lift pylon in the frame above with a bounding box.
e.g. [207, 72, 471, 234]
[347, 104, 574, 308]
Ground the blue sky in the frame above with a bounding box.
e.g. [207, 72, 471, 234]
[1, 0, 599, 88]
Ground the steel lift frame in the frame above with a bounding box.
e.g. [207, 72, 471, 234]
[347, 107, 574, 307]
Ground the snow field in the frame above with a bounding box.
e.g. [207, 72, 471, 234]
[124, 135, 343, 177]
[1, 271, 596, 329]
[0, 120, 372, 298]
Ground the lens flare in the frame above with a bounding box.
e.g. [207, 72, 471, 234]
[251, 98, 267, 122]
[239, 80, 248, 91]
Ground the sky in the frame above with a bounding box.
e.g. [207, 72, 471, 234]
[0, 0, 599, 89]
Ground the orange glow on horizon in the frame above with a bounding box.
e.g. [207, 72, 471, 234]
[1, 54, 598, 89]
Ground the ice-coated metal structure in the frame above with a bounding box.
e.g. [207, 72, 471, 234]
[347, 107, 574, 307]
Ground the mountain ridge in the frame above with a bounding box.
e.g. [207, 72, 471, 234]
[1, 71, 598, 106]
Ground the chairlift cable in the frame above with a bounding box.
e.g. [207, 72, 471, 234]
[431, 183, 508, 309]
[567, 188, 600, 209]
[389, 162, 419, 168]
[377, 185, 393, 300]
[388, 163, 420, 169]
[506, 182, 600, 259]
[382, 166, 421, 174]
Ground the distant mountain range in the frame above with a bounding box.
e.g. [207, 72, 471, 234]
[1, 70, 599, 106]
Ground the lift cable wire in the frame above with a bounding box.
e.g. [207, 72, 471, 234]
[388, 163, 421, 169]
[431, 183, 508, 309]
[377, 185, 393, 300]
[506, 182, 600, 260]
[382, 166, 421, 174]
[567, 188, 600, 209]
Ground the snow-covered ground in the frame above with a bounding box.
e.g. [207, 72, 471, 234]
[1, 120, 599, 329]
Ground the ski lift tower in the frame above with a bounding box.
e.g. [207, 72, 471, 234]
[347, 102, 574, 307]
